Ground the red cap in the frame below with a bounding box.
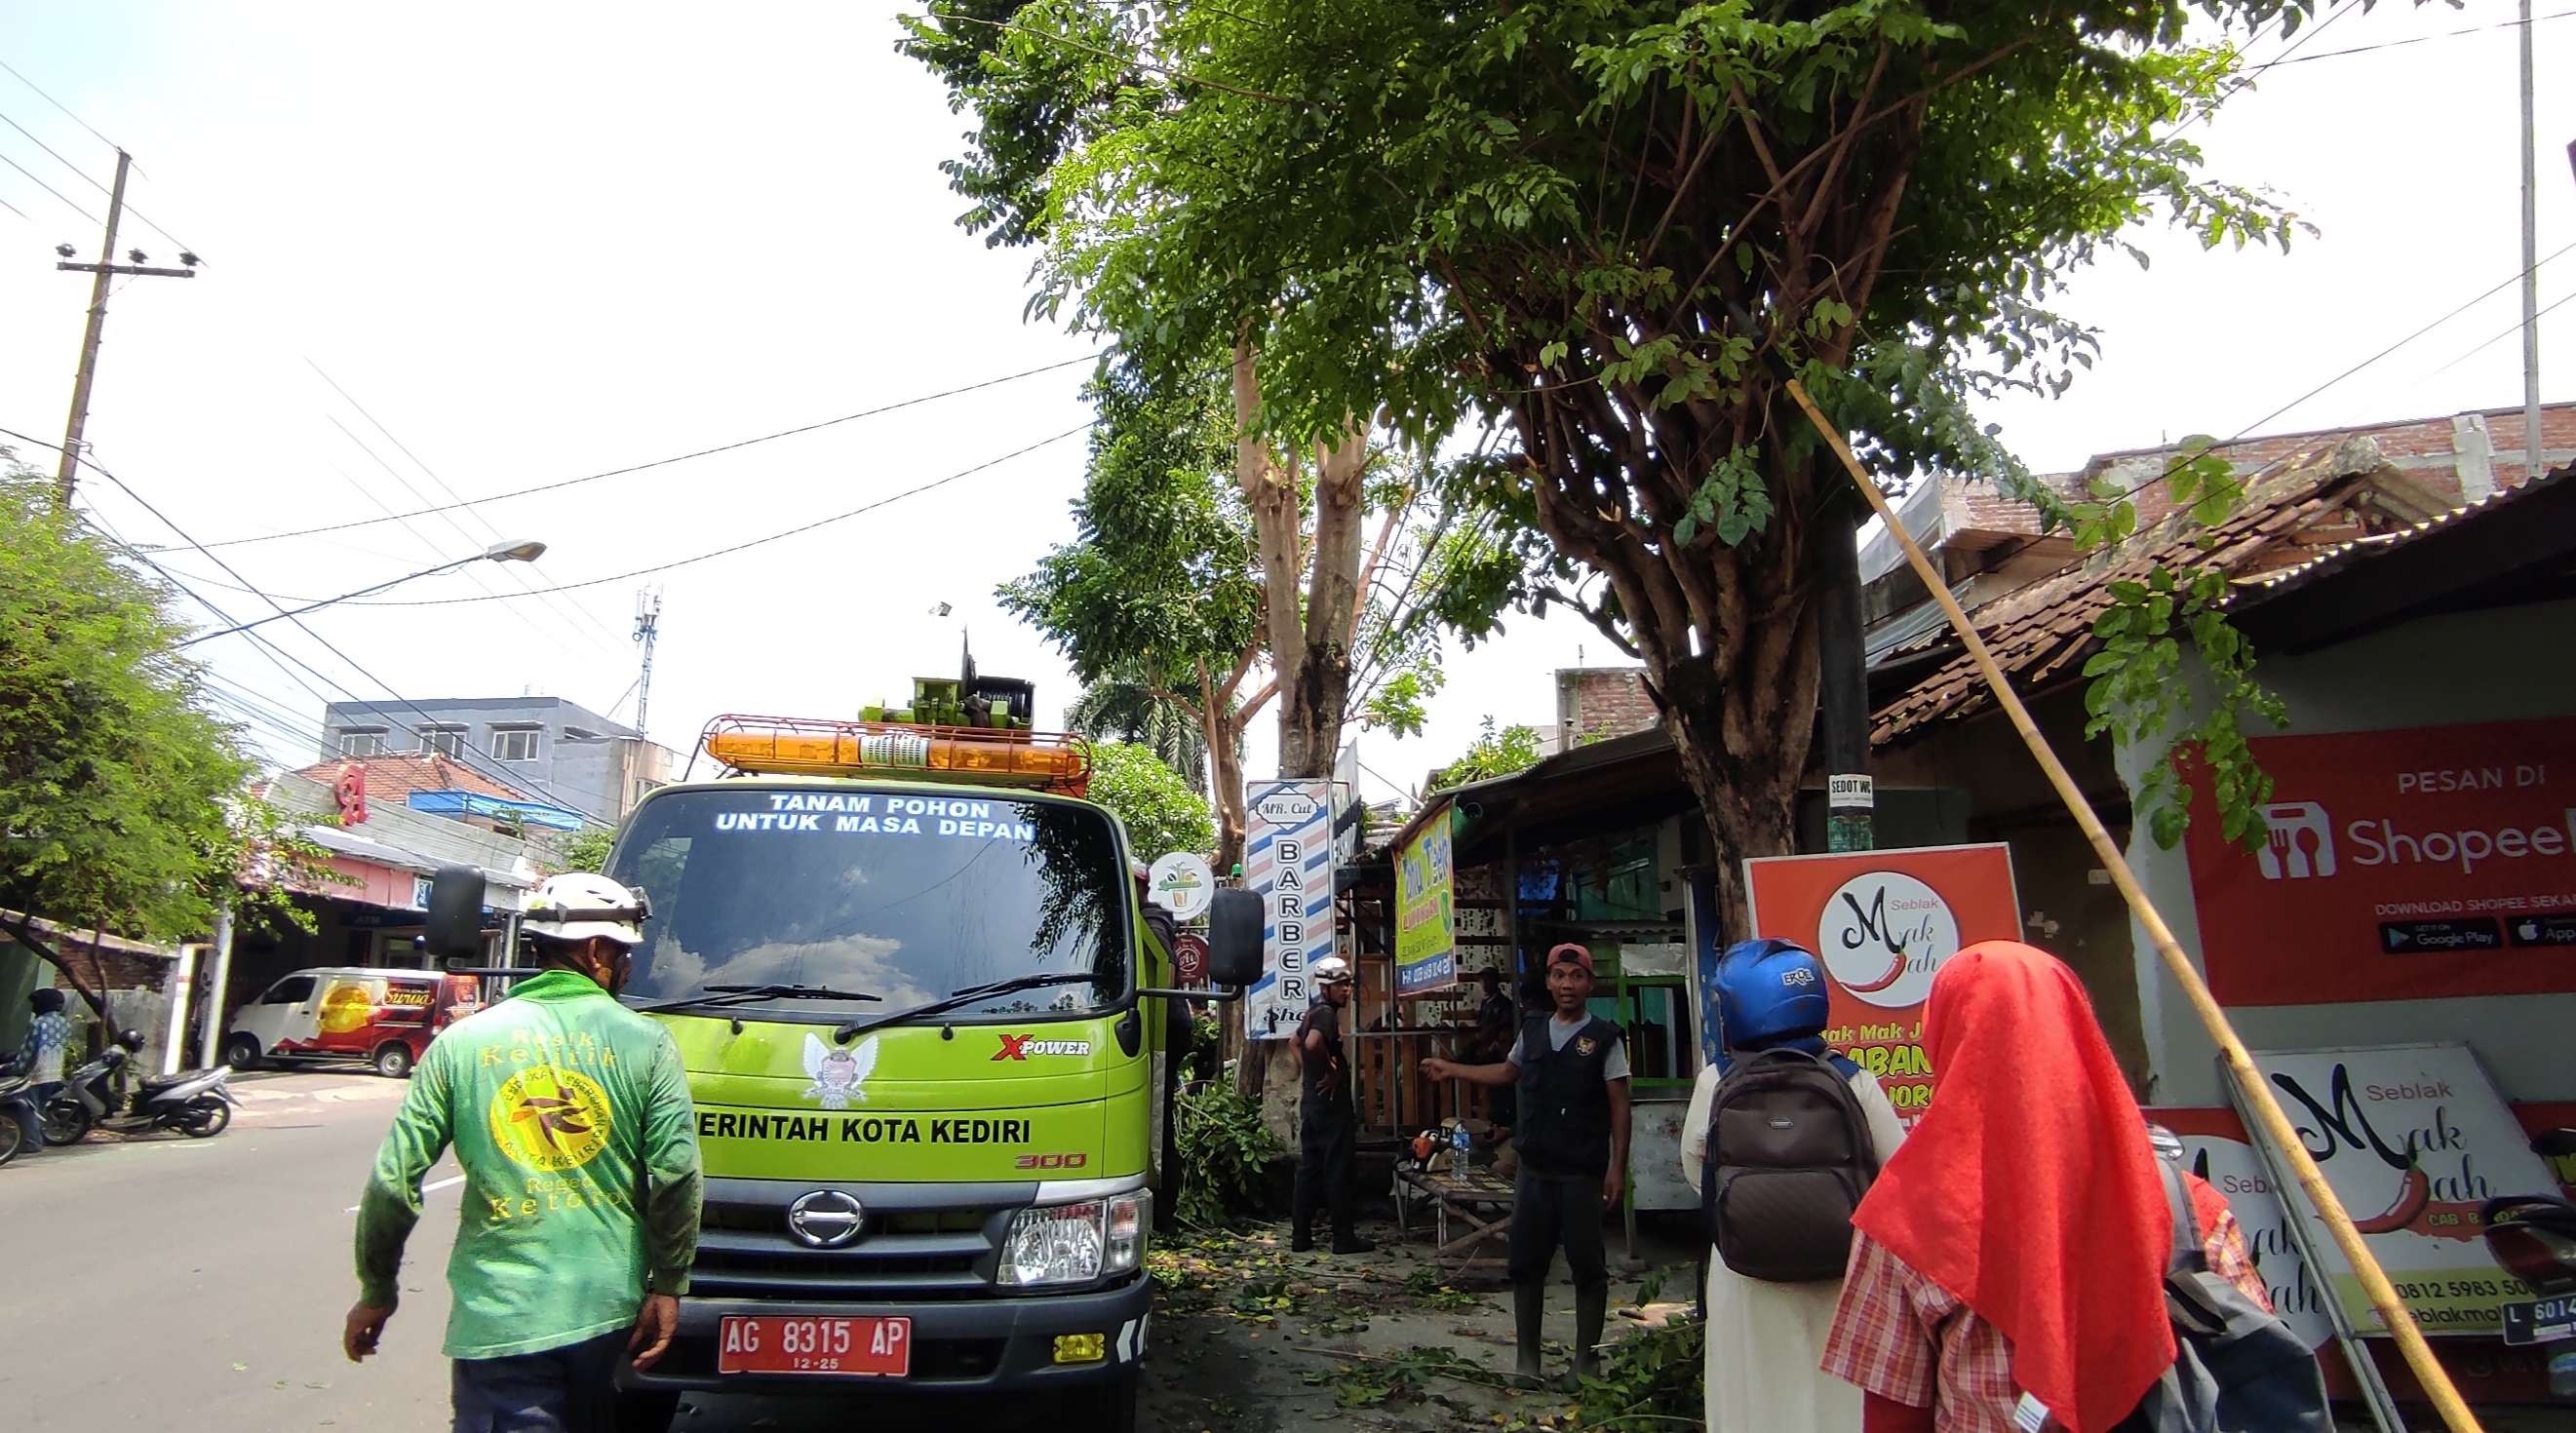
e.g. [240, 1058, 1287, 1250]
[1545, 942, 1595, 974]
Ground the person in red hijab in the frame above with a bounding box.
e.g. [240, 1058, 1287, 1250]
[1818, 942, 2270, 1433]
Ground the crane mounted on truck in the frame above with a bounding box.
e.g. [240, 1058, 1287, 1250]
[424, 661, 1263, 1433]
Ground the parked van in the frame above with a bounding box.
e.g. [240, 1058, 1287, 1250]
[222, 968, 483, 1078]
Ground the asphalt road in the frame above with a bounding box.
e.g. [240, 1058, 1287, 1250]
[0, 1070, 1190, 1433]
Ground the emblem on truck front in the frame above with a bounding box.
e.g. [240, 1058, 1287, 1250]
[802, 1032, 879, 1109]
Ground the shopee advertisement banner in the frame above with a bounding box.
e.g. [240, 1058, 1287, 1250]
[1740, 843, 2019, 1125]
[2230, 1044, 2557, 1337]
[2183, 718, 2576, 1007]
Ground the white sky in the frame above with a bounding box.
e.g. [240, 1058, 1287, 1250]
[0, 3, 2567, 815]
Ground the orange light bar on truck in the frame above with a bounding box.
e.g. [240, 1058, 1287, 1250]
[701, 715, 1091, 795]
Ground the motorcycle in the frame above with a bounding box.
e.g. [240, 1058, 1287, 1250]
[40, 1029, 238, 1144]
[0, 1066, 42, 1167]
[2480, 1128, 2576, 1401]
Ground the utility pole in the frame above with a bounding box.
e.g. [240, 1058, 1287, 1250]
[633, 587, 663, 740]
[2520, 0, 2542, 484]
[1815, 466, 1875, 854]
[52, 149, 196, 508]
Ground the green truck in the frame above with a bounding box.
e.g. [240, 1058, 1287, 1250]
[428, 692, 1259, 1432]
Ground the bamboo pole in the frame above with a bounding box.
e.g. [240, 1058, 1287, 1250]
[1785, 380, 2482, 1433]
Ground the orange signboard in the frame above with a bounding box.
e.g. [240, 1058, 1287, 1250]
[2182, 718, 2576, 1007]
[1740, 843, 2020, 1123]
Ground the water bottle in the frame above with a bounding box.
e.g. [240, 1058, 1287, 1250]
[1452, 1120, 1472, 1157]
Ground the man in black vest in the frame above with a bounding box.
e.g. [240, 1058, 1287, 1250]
[1425, 943, 1630, 1386]
[1292, 956, 1375, 1255]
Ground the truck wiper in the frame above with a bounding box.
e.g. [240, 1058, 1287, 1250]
[636, 983, 885, 1016]
[832, 972, 1098, 1043]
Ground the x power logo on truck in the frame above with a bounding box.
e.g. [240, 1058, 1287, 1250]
[993, 1035, 1093, 1061]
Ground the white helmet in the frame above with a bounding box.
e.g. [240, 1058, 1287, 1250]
[523, 872, 647, 948]
[1312, 955, 1353, 987]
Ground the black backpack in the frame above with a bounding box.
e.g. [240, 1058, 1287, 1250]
[1700, 1047, 1879, 1282]
[2114, 1161, 2332, 1433]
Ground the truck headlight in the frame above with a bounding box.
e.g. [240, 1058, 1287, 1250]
[998, 1190, 1151, 1287]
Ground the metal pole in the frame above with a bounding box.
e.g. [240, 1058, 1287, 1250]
[2521, 0, 2543, 484]
[56, 149, 131, 508]
[196, 907, 235, 1067]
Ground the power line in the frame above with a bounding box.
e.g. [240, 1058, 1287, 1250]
[0, 191, 26, 221]
[342, 422, 1096, 607]
[20, 428, 617, 825]
[2170, 1, 2362, 138]
[311, 363, 629, 654]
[0, 108, 194, 256]
[0, 58, 127, 159]
[172, 351, 1104, 551]
[2096, 235, 2576, 507]
[0, 147, 98, 224]
[2272, 7, 2576, 65]
[2426, 288, 2576, 378]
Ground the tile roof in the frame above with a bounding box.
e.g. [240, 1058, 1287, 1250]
[1869, 436, 2451, 746]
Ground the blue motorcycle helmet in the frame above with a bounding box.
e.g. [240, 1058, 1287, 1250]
[1715, 938, 1832, 1053]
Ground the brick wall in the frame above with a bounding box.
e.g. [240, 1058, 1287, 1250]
[1558, 668, 1659, 745]
[2088, 403, 2576, 526]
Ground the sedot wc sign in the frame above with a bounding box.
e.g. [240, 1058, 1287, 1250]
[1243, 778, 1338, 1041]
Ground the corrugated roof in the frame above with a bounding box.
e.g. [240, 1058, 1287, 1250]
[2228, 457, 2574, 605]
[1870, 436, 2450, 746]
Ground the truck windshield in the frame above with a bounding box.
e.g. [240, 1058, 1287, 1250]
[606, 786, 1127, 1024]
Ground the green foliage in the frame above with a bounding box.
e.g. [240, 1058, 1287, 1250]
[1172, 1079, 1280, 1228]
[1066, 672, 1209, 786]
[557, 828, 616, 874]
[2072, 444, 2285, 851]
[1569, 1318, 1707, 1428]
[904, 0, 2341, 861]
[1085, 740, 1215, 860]
[0, 464, 334, 943]
[1358, 668, 1441, 741]
[1430, 716, 1544, 793]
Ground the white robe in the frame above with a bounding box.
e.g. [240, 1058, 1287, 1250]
[1680, 1060, 1907, 1433]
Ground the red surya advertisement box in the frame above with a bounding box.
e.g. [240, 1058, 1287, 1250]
[1740, 843, 2020, 1123]
[2182, 718, 2576, 1007]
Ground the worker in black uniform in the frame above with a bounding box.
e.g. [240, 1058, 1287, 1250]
[1425, 943, 1629, 1387]
[1291, 956, 1375, 1255]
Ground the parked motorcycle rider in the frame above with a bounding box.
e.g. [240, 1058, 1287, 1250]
[6, 988, 77, 1151]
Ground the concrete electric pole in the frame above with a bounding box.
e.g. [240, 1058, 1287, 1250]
[633, 587, 663, 740]
[52, 149, 196, 508]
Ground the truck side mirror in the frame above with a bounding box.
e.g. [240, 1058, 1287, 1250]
[424, 866, 488, 962]
[1205, 887, 1266, 988]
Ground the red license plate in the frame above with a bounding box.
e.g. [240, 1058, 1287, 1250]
[717, 1316, 912, 1377]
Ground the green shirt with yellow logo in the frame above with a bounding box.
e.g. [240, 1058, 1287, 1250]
[354, 969, 703, 1360]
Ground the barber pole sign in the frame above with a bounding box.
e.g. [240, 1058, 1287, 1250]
[1244, 779, 1337, 1041]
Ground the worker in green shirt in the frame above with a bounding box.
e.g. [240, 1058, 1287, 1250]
[344, 872, 702, 1432]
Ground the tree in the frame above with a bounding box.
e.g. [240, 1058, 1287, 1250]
[1430, 718, 1545, 794]
[1083, 741, 1216, 862]
[905, 0, 2320, 932]
[558, 828, 617, 874]
[1005, 364, 1483, 872]
[1067, 672, 1210, 788]
[0, 461, 338, 1019]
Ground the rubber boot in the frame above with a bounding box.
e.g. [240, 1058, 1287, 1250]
[1512, 1282, 1547, 1389]
[1331, 1230, 1377, 1255]
[1566, 1284, 1609, 1389]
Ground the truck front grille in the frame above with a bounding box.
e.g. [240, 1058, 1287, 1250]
[690, 1184, 1014, 1301]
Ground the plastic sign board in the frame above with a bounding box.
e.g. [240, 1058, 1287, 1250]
[1172, 931, 1209, 988]
[1740, 842, 2020, 1125]
[2182, 718, 2576, 1007]
[1393, 804, 1459, 996]
[2229, 1043, 2558, 1338]
[1243, 779, 1336, 1041]
[1146, 852, 1215, 921]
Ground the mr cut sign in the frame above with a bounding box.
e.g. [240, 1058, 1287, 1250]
[1254, 791, 1320, 825]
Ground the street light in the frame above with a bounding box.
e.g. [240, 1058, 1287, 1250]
[178, 538, 548, 647]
